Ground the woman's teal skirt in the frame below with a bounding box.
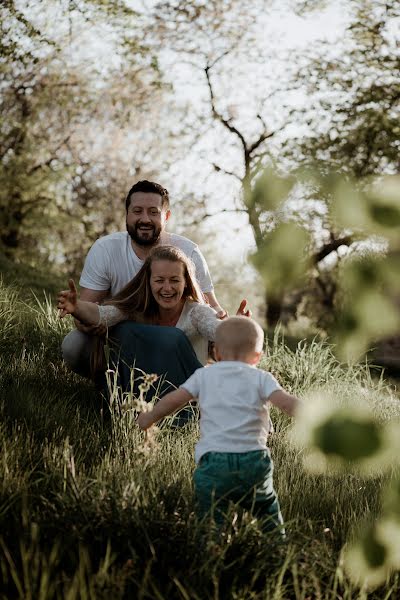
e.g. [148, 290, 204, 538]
[106, 321, 203, 422]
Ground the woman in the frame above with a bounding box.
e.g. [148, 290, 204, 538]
[58, 246, 250, 402]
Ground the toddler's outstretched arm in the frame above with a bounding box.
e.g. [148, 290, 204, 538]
[138, 388, 193, 430]
[269, 390, 301, 416]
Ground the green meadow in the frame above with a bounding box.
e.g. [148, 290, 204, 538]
[1, 260, 400, 599]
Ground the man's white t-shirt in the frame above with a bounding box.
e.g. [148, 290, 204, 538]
[181, 361, 282, 463]
[79, 231, 213, 296]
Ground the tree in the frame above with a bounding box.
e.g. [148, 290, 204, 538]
[293, 0, 399, 177]
[148, 0, 387, 327]
[0, 0, 168, 273]
[146, 0, 399, 329]
[147, 0, 305, 323]
[277, 0, 400, 327]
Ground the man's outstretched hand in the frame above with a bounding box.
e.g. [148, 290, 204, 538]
[57, 279, 78, 318]
[236, 299, 251, 318]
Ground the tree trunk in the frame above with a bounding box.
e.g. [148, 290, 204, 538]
[265, 294, 283, 328]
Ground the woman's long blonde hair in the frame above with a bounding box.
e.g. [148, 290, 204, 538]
[91, 245, 204, 374]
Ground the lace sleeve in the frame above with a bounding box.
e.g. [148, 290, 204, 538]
[189, 304, 219, 341]
[98, 304, 128, 327]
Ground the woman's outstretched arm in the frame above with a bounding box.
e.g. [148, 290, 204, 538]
[57, 279, 101, 326]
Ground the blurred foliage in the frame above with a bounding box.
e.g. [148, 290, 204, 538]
[292, 388, 400, 476]
[253, 162, 400, 592]
[251, 167, 297, 213]
[267, 0, 400, 327]
[252, 222, 312, 298]
[313, 414, 382, 461]
[344, 518, 400, 588]
[253, 165, 400, 587]
[252, 167, 400, 358]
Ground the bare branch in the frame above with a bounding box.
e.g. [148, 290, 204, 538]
[28, 135, 71, 175]
[184, 207, 248, 227]
[257, 113, 268, 130]
[212, 163, 242, 181]
[207, 48, 234, 71]
[259, 85, 305, 111]
[176, 57, 207, 72]
[248, 124, 287, 155]
[248, 131, 275, 155]
[204, 64, 248, 152]
[313, 236, 353, 264]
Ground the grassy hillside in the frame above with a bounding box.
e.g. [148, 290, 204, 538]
[1, 259, 400, 599]
[0, 253, 66, 299]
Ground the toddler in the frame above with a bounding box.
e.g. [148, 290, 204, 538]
[138, 316, 300, 532]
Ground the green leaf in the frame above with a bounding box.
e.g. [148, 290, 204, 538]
[362, 531, 387, 569]
[369, 203, 400, 229]
[313, 414, 382, 461]
[251, 223, 312, 296]
[251, 168, 295, 212]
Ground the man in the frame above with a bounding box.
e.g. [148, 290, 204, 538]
[62, 180, 226, 376]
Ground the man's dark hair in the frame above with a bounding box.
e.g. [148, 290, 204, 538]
[125, 180, 170, 211]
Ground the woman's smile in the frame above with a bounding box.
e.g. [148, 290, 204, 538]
[150, 259, 186, 312]
[158, 292, 178, 304]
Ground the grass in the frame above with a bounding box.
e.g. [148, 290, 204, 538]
[1, 267, 400, 598]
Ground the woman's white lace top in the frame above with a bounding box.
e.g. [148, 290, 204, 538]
[97, 304, 128, 328]
[97, 301, 218, 364]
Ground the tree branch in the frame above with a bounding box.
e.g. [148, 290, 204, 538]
[248, 131, 276, 155]
[313, 236, 353, 264]
[249, 124, 287, 155]
[19, 195, 54, 217]
[212, 163, 242, 181]
[257, 113, 268, 130]
[204, 64, 248, 152]
[207, 49, 233, 71]
[28, 135, 71, 175]
[184, 207, 248, 227]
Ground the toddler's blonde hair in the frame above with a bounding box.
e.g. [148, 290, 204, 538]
[215, 316, 264, 359]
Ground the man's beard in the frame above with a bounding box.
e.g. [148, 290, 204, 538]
[127, 221, 162, 247]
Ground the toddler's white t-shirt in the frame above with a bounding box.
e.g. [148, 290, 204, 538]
[181, 361, 282, 463]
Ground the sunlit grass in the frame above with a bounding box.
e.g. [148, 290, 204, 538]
[1, 274, 400, 598]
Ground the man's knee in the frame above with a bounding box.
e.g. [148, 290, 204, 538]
[61, 330, 92, 375]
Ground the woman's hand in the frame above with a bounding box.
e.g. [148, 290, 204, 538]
[215, 308, 228, 320]
[236, 299, 251, 318]
[57, 279, 78, 318]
